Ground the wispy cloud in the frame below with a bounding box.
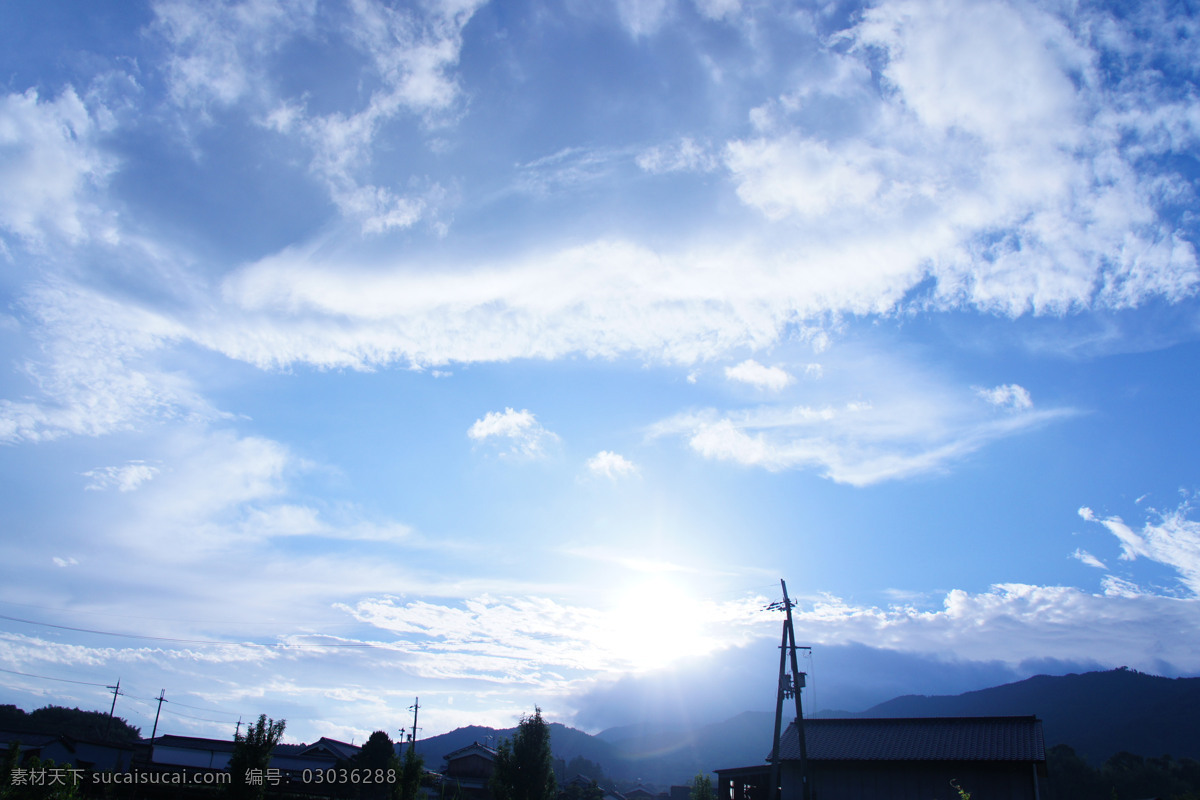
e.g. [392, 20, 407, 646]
[0, 283, 212, 444]
[468, 408, 559, 458]
[83, 461, 160, 492]
[614, 0, 674, 39]
[636, 138, 719, 174]
[788, 583, 1200, 675]
[724, 359, 793, 391]
[976, 383, 1034, 410]
[1071, 548, 1107, 570]
[1080, 500, 1200, 595]
[0, 88, 116, 245]
[154, 0, 479, 233]
[650, 382, 1073, 486]
[586, 450, 639, 480]
[340, 590, 768, 681]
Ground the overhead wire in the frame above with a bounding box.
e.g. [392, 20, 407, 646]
[0, 599, 362, 628]
[0, 666, 112, 688]
[0, 613, 386, 648]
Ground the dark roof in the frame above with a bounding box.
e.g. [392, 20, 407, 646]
[0, 731, 59, 748]
[295, 737, 359, 760]
[147, 735, 238, 753]
[444, 741, 498, 761]
[776, 716, 1045, 762]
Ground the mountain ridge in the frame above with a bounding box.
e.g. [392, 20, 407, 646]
[411, 669, 1200, 787]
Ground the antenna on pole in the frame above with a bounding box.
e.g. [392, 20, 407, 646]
[104, 678, 122, 740]
[151, 690, 168, 740]
[766, 580, 810, 800]
[408, 697, 421, 754]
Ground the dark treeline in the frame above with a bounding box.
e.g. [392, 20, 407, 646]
[552, 755, 610, 789]
[1047, 744, 1200, 800]
[0, 705, 140, 743]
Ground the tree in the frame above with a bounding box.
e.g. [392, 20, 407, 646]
[560, 779, 603, 800]
[490, 708, 557, 800]
[356, 731, 400, 800]
[689, 773, 714, 800]
[399, 743, 424, 800]
[564, 756, 608, 787]
[1, 750, 81, 800]
[228, 714, 286, 800]
[0, 705, 139, 743]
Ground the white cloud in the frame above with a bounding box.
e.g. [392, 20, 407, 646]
[216, 240, 839, 369]
[1071, 548, 1106, 570]
[976, 383, 1033, 410]
[726, 136, 887, 219]
[722, 0, 1198, 316]
[0, 88, 116, 245]
[652, 390, 1073, 486]
[153, 0, 317, 109]
[341, 589, 765, 682]
[692, 0, 740, 21]
[615, 0, 674, 38]
[636, 138, 718, 174]
[468, 408, 559, 458]
[788, 582, 1200, 674]
[343, 0, 484, 116]
[1101, 575, 1142, 598]
[83, 461, 161, 492]
[154, 0, 479, 233]
[1080, 501, 1200, 595]
[586, 450, 639, 479]
[724, 359, 793, 391]
[0, 283, 215, 444]
[51, 557, 79, 568]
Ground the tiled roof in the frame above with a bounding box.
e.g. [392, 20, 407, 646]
[444, 741, 499, 761]
[776, 716, 1045, 763]
[298, 737, 360, 760]
[149, 734, 238, 753]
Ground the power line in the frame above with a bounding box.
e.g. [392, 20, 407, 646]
[122, 692, 242, 719]
[0, 666, 112, 688]
[156, 698, 243, 717]
[0, 613, 387, 648]
[0, 599, 361, 628]
[161, 707, 239, 725]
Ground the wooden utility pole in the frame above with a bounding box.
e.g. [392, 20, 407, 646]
[151, 689, 167, 739]
[408, 698, 420, 754]
[104, 678, 121, 739]
[767, 580, 810, 800]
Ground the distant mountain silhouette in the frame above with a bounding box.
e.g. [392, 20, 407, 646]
[411, 723, 626, 776]
[411, 669, 1200, 787]
[848, 667, 1200, 763]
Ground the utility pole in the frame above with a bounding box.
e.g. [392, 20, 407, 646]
[407, 698, 420, 754]
[151, 689, 168, 740]
[235, 717, 242, 738]
[767, 580, 810, 800]
[104, 678, 121, 739]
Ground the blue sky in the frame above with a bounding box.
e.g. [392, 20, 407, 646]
[1, 0, 1199, 747]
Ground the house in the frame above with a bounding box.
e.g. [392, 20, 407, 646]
[442, 740, 499, 800]
[0, 730, 134, 772]
[144, 732, 360, 778]
[623, 787, 665, 800]
[145, 734, 237, 771]
[272, 737, 362, 776]
[715, 716, 1046, 800]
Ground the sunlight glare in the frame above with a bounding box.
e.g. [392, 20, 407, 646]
[601, 579, 716, 672]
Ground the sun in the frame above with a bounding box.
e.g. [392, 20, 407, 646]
[600, 578, 715, 672]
